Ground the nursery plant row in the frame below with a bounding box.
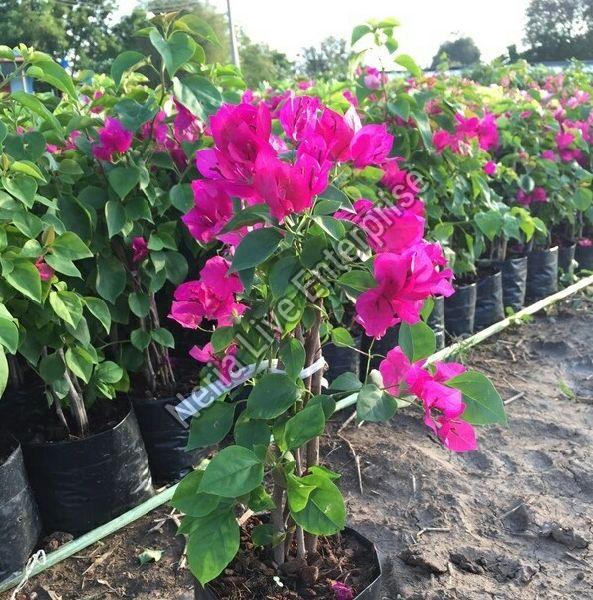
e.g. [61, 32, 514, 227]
[1, 14, 592, 599]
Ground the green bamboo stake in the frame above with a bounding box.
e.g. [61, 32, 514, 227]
[2, 274, 592, 594]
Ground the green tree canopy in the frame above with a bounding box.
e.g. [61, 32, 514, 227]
[431, 36, 481, 69]
[298, 36, 352, 80]
[523, 0, 593, 61]
[239, 32, 293, 87]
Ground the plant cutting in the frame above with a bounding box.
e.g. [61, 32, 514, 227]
[168, 87, 506, 598]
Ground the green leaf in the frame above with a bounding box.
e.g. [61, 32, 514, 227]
[331, 327, 355, 348]
[412, 109, 433, 150]
[234, 418, 271, 450]
[128, 292, 150, 318]
[187, 402, 236, 449]
[395, 54, 422, 77]
[111, 50, 145, 89]
[0, 346, 8, 397]
[308, 394, 336, 419]
[131, 328, 151, 350]
[65, 346, 94, 383]
[95, 360, 123, 384]
[398, 322, 436, 362]
[170, 183, 194, 213]
[286, 474, 316, 512]
[279, 338, 305, 379]
[187, 509, 239, 586]
[337, 270, 376, 296]
[519, 174, 535, 193]
[284, 404, 325, 450]
[329, 372, 362, 392]
[475, 212, 503, 241]
[446, 371, 507, 425]
[199, 446, 264, 497]
[164, 251, 188, 285]
[151, 327, 174, 348]
[246, 373, 300, 419]
[11, 91, 61, 131]
[149, 30, 196, 77]
[39, 352, 65, 384]
[0, 317, 18, 354]
[221, 204, 270, 233]
[312, 216, 345, 240]
[84, 297, 112, 333]
[211, 326, 234, 353]
[171, 470, 221, 517]
[51, 232, 92, 260]
[230, 228, 282, 272]
[291, 474, 346, 536]
[2, 174, 37, 206]
[27, 58, 77, 98]
[351, 23, 372, 45]
[251, 524, 275, 547]
[105, 200, 127, 238]
[269, 255, 299, 298]
[49, 291, 83, 328]
[4, 261, 42, 302]
[10, 160, 46, 181]
[173, 75, 222, 119]
[356, 384, 397, 422]
[96, 256, 126, 303]
[574, 188, 593, 211]
[107, 166, 139, 200]
[247, 486, 276, 512]
[138, 549, 163, 565]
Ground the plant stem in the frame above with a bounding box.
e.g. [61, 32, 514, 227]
[272, 466, 286, 566]
[58, 349, 88, 437]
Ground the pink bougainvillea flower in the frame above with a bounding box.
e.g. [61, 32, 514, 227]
[336, 199, 425, 254]
[93, 117, 133, 162]
[433, 130, 456, 153]
[349, 124, 393, 168]
[189, 342, 238, 385]
[35, 257, 54, 281]
[355, 244, 454, 338]
[278, 94, 320, 141]
[297, 79, 314, 90]
[363, 66, 384, 90]
[477, 113, 499, 151]
[343, 90, 358, 107]
[141, 110, 168, 145]
[379, 346, 411, 395]
[182, 180, 234, 244]
[578, 238, 593, 247]
[173, 99, 203, 143]
[330, 581, 354, 600]
[253, 152, 314, 221]
[380, 158, 424, 214]
[132, 237, 148, 263]
[532, 187, 547, 203]
[315, 107, 355, 162]
[483, 161, 497, 176]
[541, 149, 557, 161]
[169, 257, 245, 329]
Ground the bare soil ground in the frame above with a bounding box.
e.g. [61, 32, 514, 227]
[3, 293, 593, 600]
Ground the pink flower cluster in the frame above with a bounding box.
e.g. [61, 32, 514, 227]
[182, 98, 394, 239]
[516, 187, 547, 206]
[380, 347, 476, 452]
[355, 244, 454, 339]
[93, 117, 133, 162]
[169, 256, 245, 329]
[433, 113, 499, 154]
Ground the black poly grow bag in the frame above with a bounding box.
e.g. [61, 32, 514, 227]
[427, 295, 445, 350]
[444, 282, 476, 339]
[22, 402, 154, 535]
[133, 395, 207, 483]
[575, 243, 593, 272]
[526, 246, 558, 303]
[323, 336, 361, 383]
[360, 325, 400, 373]
[474, 270, 505, 331]
[558, 244, 576, 276]
[492, 256, 527, 313]
[0, 443, 42, 580]
[194, 526, 383, 600]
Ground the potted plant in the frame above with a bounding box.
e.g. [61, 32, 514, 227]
[168, 92, 505, 598]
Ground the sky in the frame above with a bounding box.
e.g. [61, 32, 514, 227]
[118, 0, 531, 68]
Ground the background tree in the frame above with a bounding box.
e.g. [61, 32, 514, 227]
[238, 32, 293, 87]
[522, 0, 593, 61]
[298, 36, 352, 80]
[0, 0, 117, 69]
[431, 36, 481, 69]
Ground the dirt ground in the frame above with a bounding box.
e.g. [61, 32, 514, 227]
[3, 293, 593, 600]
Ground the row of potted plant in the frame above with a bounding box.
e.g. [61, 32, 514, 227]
[0, 14, 588, 598]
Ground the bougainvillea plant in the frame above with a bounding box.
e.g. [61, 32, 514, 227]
[169, 91, 506, 589]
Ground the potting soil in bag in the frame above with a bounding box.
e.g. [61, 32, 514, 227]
[575, 243, 593, 272]
[474, 271, 505, 331]
[558, 244, 576, 276]
[444, 282, 476, 338]
[492, 256, 527, 313]
[0, 443, 42, 580]
[22, 402, 154, 535]
[323, 336, 361, 383]
[133, 395, 207, 483]
[526, 247, 558, 302]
